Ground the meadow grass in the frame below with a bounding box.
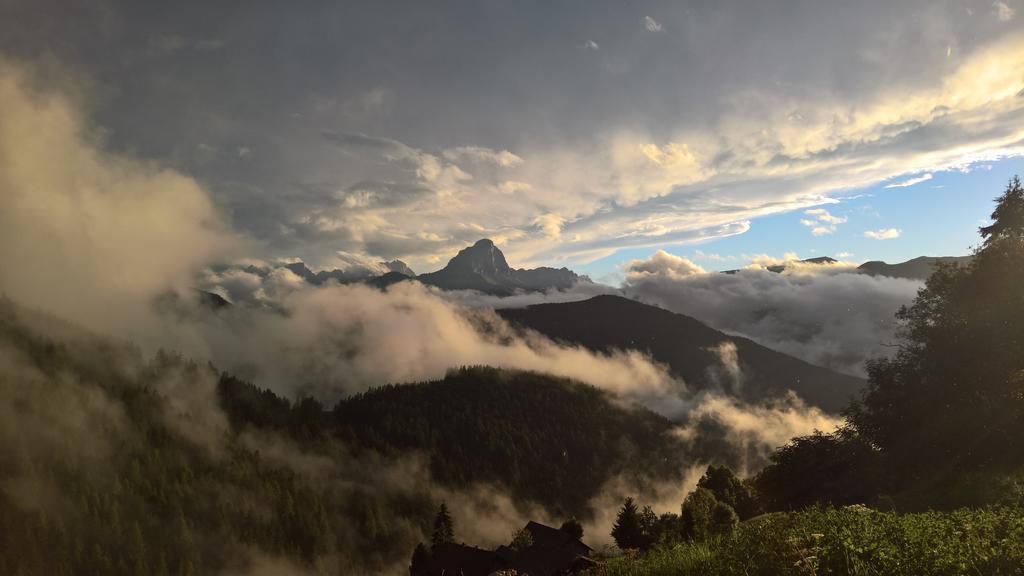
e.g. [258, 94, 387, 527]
[588, 506, 1024, 576]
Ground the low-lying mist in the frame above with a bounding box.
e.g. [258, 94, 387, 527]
[624, 251, 922, 376]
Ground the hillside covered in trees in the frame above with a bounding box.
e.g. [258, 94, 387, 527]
[331, 368, 689, 515]
[0, 297, 703, 575]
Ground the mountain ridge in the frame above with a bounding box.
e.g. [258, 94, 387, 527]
[498, 294, 864, 412]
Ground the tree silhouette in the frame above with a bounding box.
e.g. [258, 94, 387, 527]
[979, 176, 1024, 242]
[559, 517, 584, 540]
[849, 175, 1024, 479]
[431, 503, 455, 547]
[611, 497, 644, 550]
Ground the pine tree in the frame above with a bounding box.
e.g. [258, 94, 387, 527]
[430, 503, 454, 547]
[979, 176, 1024, 243]
[611, 497, 644, 550]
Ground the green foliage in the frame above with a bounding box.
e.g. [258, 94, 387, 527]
[680, 487, 717, 541]
[431, 503, 455, 547]
[709, 502, 738, 536]
[754, 430, 882, 511]
[589, 505, 1024, 576]
[696, 465, 762, 519]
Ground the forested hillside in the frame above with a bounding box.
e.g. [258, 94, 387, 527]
[0, 299, 440, 575]
[332, 368, 689, 515]
[0, 299, 699, 575]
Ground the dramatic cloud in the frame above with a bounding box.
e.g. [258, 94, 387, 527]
[625, 250, 706, 279]
[624, 253, 923, 376]
[179, 280, 689, 412]
[864, 228, 902, 239]
[5, 2, 1021, 270]
[0, 61, 236, 338]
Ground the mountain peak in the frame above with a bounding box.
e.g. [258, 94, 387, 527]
[446, 238, 512, 276]
[417, 239, 581, 295]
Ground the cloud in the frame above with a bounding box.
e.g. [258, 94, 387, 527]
[643, 16, 664, 32]
[278, 30, 1024, 270]
[885, 173, 933, 188]
[674, 391, 841, 474]
[176, 280, 688, 412]
[582, 348, 842, 544]
[994, 1, 1016, 21]
[7, 5, 1024, 270]
[624, 254, 922, 376]
[864, 228, 902, 239]
[442, 146, 523, 167]
[532, 213, 566, 239]
[0, 60, 237, 338]
[625, 250, 706, 279]
[800, 208, 847, 235]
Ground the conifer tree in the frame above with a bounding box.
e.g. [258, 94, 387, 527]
[611, 497, 644, 550]
[431, 503, 455, 547]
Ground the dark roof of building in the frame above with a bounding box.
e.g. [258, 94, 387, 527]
[525, 521, 593, 552]
[411, 521, 594, 576]
[420, 542, 502, 576]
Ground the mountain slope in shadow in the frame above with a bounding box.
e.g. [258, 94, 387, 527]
[498, 295, 864, 412]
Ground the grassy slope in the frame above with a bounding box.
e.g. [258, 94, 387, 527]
[588, 506, 1024, 576]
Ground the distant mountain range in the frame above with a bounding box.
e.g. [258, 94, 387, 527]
[207, 239, 587, 300]
[724, 255, 971, 280]
[279, 258, 416, 285]
[856, 256, 973, 280]
[498, 295, 864, 412]
[209, 240, 972, 304]
[723, 256, 839, 274]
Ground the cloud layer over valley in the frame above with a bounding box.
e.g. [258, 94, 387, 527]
[624, 251, 922, 376]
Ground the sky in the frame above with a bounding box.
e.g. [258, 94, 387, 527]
[2, 0, 1023, 277]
